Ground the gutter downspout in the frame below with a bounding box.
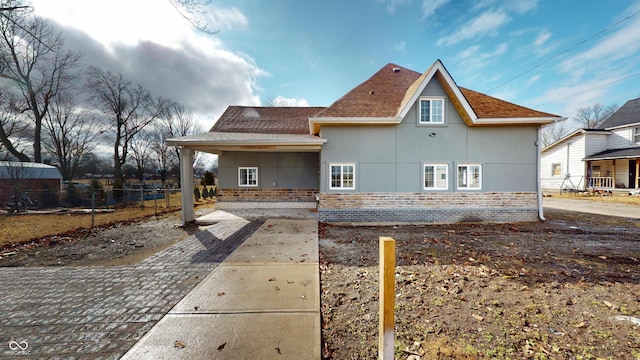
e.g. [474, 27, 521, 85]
[537, 127, 545, 221]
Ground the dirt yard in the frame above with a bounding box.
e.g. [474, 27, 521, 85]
[319, 209, 640, 359]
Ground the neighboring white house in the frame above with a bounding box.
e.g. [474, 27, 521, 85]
[541, 97, 640, 193]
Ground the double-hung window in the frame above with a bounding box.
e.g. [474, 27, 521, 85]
[330, 163, 355, 190]
[418, 97, 444, 124]
[457, 164, 481, 190]
[238, 167, 258, 187]
[551, 163, 562, 176]
[634, 127, 640, 143]
[424, 164, 448, 190]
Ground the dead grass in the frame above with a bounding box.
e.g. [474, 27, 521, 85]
[548, 192, 640, 205]
[0, 191, 215, 248]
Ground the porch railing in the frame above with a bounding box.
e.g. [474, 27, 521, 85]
[588, 176, 614, 189]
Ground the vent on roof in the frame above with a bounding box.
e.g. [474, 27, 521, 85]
[369, 91, 375, 95]
[392, 67, 400, 72]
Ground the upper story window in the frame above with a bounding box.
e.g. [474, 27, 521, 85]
[457, 164, 481, 190]
[418, 97, 445, 124]
[238, 167, 258, 187]
[551, 163, 562, 176]
[424, 164, 448, 190]
[330, 163, 355, 190]
[634, 127, 640, 143]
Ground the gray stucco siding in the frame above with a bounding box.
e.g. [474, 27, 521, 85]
[219, 151, 319, 189]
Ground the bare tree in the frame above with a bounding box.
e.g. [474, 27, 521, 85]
[0, 100, 31, 160]
[169, 0, 214, 33]
[0, 5, 82, 162]
[86, 66, 169, 187]
[574, 103, 618, 129]
[130, 129, 155, 182]
[42, 92, 99, 180]
[151, 102, 203, 183]
[541, 121, 570, 147]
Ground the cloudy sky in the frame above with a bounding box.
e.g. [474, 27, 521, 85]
[30, 0, 640, 131]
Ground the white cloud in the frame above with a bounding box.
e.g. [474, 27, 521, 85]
[30, 0, 264, 132]
[533, 30, 551, 47]
[393, 41, 406, 52]
[558, 16, 640, 74]
[205, 6, 249, 30]
[377, 0, 412, 13]
[267, 96, 310, 107]
[421, 0, 450, 19]
[437, 10, 510, 46]
[504, 0, 538, 14]
[454, 43, 508, 68]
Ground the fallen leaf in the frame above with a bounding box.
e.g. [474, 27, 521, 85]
[472, 314, 484, 321]
[174, 340, 186, 349]
[275, 346, 281, 354]
[603, 300, 614, 309]
[217, 342, 226, 351]
[217, 292, 225, 297]
[269, 277, 276, 281]
[275, 286, 280, 291]
[287, 280, 294, 284]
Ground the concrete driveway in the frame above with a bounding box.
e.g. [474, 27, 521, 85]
[544, 197, 640, 219]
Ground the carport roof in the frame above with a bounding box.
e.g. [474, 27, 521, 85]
[166, 132, 326, 153]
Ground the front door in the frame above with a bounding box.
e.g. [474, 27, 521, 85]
[630, 160, 638, 189]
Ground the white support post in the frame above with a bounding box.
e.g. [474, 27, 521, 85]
[180, 147, 195, 226]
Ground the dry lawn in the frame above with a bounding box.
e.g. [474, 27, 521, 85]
[0, 191, 215, 248]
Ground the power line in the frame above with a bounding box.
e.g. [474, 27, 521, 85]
[488, 8, 640, 92]
[538, 71, 640, 106]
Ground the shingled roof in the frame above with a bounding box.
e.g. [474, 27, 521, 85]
[597, 97, 640, 130]
[210, 106, 326, 134]
[459, 87, 558, 119]
[313, 64, 421, 118]
[312, 62, 559, 120]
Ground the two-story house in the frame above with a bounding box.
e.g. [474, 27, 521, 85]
[541, 98, 640, 193]
[169, 60, 562, 225]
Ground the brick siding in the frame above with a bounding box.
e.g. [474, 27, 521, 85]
[216, 188, 318, 202]
[318, 192, 539, 223]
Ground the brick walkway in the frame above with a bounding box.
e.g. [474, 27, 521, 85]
[0, 219, 263, 359]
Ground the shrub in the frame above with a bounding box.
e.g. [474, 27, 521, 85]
[202, 186, 209, 199]
[194, 187, 201, 201]
[202, 171, 215, 185]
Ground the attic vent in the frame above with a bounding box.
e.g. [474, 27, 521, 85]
[392, 67, 400, 72]
[369, 91, 375, 95]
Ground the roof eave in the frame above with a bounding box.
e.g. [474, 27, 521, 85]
[308, 117, 401, 135]
[474, 116, 565, 126]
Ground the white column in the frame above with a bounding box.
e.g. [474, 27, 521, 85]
[179, 147, 195, 225]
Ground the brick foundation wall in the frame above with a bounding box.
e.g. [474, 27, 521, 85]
[318, 192, 539, 223]
[217, 188, 318, 202]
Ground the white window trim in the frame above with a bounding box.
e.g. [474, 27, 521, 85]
[418, 97, 445, 125]
[423, 163, 449, 190]
[238, 167, 258, 187]
[634, 127, 640, 143]
[551, 163, 562, 176]
[457, 164, 482, 190]
[329, 163, 356, 190]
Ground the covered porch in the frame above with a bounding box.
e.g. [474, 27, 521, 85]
[584, 147, 640, 192]
[167, 132, 326, 226]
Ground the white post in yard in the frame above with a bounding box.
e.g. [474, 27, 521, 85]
[378, 236, 395, 359]
[179, 147, 195, 225]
